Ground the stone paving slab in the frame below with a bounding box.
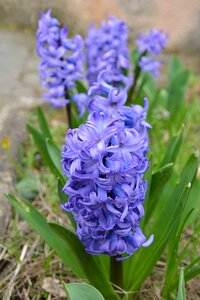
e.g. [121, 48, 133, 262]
[0, 29, 44, 237]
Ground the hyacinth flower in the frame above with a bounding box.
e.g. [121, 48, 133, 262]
[138, 56, 162, 77]
[135, 28, 169, 56]
[88, 71, 151, 154]
[37, 10, 84, 116]
[85, 15, 132, 89]
[127, 28, 168, 104]
[135, 28, 168, 77]
[61, 78, 153, 268]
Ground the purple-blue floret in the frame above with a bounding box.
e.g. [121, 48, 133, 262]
[135, 28, 168, 77]
[85, 16, 132, 88]
[37, 9, 84, 107]
[88, 71, 151, 154]
[61, 83, 153, 258]
[138, 56, 162, 77]
[135, 28, 168, 56]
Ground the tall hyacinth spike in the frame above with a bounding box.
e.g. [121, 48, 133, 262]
[135, 28, 168, 77]
[37, 9, 84, 107]
[61, 81, 153, 259]
[85, 16, 133, 89]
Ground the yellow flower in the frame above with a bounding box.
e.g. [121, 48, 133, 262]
[1, 138, 11, 149]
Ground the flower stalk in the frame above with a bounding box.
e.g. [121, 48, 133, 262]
[64, 89, 71, 128]
[127, 51, 146, 104]
[110, 256, 123, 296]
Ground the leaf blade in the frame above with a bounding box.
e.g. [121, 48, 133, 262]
[64, 283, 105, 300]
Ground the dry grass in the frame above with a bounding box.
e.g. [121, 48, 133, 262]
[0, 192, 79, 300]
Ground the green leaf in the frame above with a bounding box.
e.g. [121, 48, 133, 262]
[27, 123, 59, 176]
[16, 176, 39, 200]
[185, 256, 200, 273]
[125, 154, 198, 291]
[162, 209, 194, 297]
[58, 178, 68, 204]
[57, 178, 76, 229]
[167, 57, 190, 129]
[171, 256, 200, 289]
[160, 128, 183, 167]
[64, 283, 105, 300]
[142, 154, 153, 214]
[49, 223, 119, 300]
[143, 163, 174, 225]
[27, 123, 65, 183]
[176, 269, 186, 300]
[125, 183, 191, 291]
[36, 106, 52, 139]
[182, 178, 200, 226]
[6, 194, 85, 278]
[130, 48, 141, 68]
[46, 138, 64, 182]
[168, 57, 184, 85]
[75, 80, 88, 94]
[184, 267, 200, 282]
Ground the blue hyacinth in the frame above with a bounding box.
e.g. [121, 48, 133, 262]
[135, 28, 168, 77]
[85, 16, 132, 89]
[61, 80, 153, 259]
[88, 71, 151, 153]
[37, 10, 84, 107]
[138, 56, 162, 77]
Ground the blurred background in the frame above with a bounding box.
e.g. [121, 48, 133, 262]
[0, 0, 199, 102]
[0, 0, 199, 49]
[1, 0, 200, 52]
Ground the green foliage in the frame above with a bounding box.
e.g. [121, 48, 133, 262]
[16, 175, 39, 200]
[7, 51, 200, 300]
[167, 57, 190, 129]
[49, 223, 118, 300]
[6, 194, 85, 278]
[64, 283, 105, 300]
[176, 269, 186, 300]
[36, 106, 52, 139]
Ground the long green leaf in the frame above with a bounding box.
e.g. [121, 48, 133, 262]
[36, 106, 52, 139]
[27, 123, 60, 178]
[125, 154, 198, 290]
[46, 138, 64, 183]
[144, 163, 173, 224]
[167, 57, 190, 130]
[141, 154, 153, 224]
[6, 194, 85, 278]
[176, 269, 186, 300]
[127, 184, 191, 291]
[160, 128, 183, 167]
[185, 266, 200, 282]
[57, 178, 76, 229]
[49, 223, 119, 300]
[75, 80, 87, 94]
[185, 256, 200, 273]
[172, 262, 200, 291]
[162, 209, 194, 297]
[58, 177, 68, 204]
[64, 283, 105, 300]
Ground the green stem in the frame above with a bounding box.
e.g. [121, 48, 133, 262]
[127, 51, 147, 105]
[64, 89, 71, 128]
[65, 102, 71, 128]
[110, 256, 123, 296]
